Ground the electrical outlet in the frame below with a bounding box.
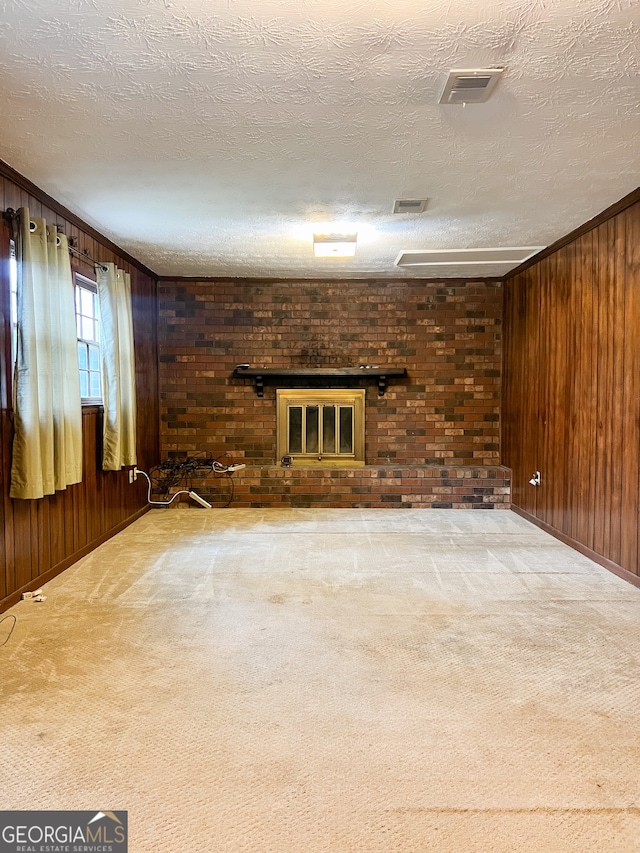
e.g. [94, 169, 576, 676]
[128, 469, 137, 484]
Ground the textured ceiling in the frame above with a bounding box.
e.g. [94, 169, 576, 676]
[0, 0, 638, 278]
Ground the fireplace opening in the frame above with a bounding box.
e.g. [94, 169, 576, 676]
[276, 389, 365, 466]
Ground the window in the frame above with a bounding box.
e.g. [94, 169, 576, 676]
[75, 273, 102, 402]
[276, 389, 365, 466]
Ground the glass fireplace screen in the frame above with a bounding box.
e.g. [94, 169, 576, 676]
[276, 389, 365, 466]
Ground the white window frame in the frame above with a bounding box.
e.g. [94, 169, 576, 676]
[74, 272, 102, 404]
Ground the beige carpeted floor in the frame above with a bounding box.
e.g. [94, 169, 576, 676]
[1, 508, 639, 852]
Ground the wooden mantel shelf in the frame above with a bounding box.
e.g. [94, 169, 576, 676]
[233, 365, 407, 397]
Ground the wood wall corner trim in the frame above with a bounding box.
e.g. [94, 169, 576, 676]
[503, 187, 640, 280]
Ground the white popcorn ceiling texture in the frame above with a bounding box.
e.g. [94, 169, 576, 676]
[0, 0, 638, 278]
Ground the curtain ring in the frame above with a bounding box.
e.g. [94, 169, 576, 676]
[56, 236, 61, 247]
[29, 220, 37, 232]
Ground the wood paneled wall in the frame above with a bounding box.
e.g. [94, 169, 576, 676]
[502, 196, 640, 584]
[0, 163, 160, 612]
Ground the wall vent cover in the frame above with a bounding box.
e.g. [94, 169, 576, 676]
[395, 247, 545, 266]
[393, 198, 428, 214]
[439, 68, 504, 104]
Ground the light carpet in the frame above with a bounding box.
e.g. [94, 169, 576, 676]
[1, 508, 639, 852]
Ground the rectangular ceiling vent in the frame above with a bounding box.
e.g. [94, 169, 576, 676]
[393, 198, 428, 214]
[439, 68, 504, 105]
[395, 247, 546, 267]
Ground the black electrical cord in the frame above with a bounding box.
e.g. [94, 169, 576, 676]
[0, 614, 17, 648]
[147, 453, 241, 508]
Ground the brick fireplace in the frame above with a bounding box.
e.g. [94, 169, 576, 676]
[157, 277, 509, 508]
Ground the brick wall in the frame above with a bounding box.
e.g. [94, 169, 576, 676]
[230, 466, 510, 509]
[157, 278, 507, 507]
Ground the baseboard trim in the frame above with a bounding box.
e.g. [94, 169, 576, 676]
[511, 505, 640, 589]
[0, 504, 151, 614]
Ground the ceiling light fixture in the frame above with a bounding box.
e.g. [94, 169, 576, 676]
[313, 233, 357, 258]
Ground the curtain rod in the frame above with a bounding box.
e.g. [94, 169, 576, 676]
[3, 207, 108, 272]
[68, 241, 108, 272]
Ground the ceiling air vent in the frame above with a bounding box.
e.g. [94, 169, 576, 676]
[395, 247, 546, 267]
[439, 68, 504, 105]
[393, 198, 428, 214]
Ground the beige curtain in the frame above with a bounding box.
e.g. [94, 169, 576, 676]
[10, 208, 83, 499]
[96, 263, 137, 470]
